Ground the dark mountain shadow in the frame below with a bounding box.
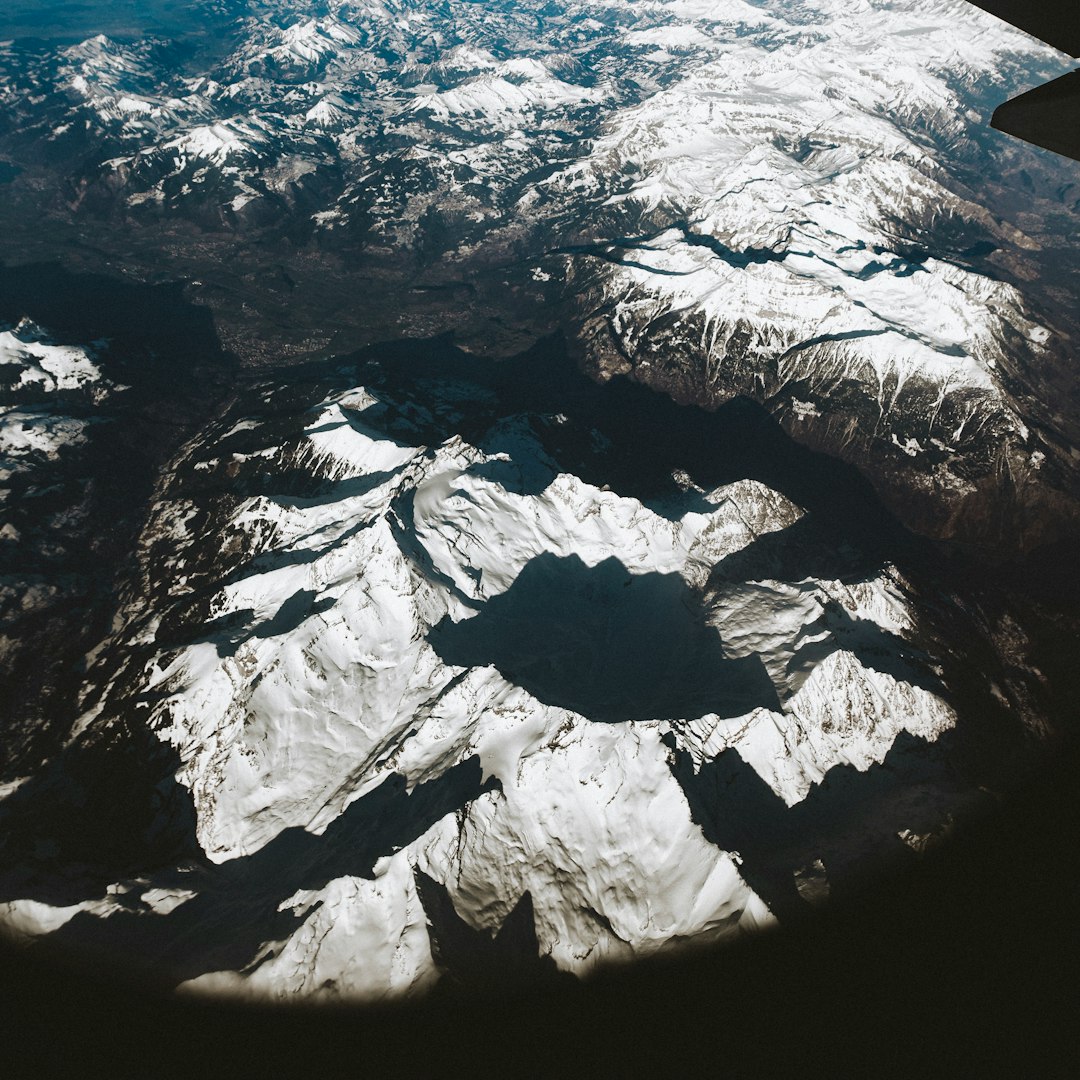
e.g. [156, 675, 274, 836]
[196, 588, 338, 658]
[429, 552, 782, 723]
[262, 467, 403, 509]
[350, 332, 920, 553]
[0, 261, 238, 778]
[334, 332, 1048, 770]
[783, 599, 948, 700]
[219, 518, 377, 583]
[664, 736, 806, 922]
[0, 716, 202, 907]
[24, 758, 499, 988]
[705, 514, 884, 587]
[663, 729, 988, 923]
[414, 870, 571, 993]
[462, 453, 558, 498]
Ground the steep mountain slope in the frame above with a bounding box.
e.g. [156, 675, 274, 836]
[537, 6, 1080, 548]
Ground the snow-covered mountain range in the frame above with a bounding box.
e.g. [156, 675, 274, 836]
[0, 0, 1078, 1002]
[3, 0, 1077, 547]
[0, 329, 1057, 1001]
